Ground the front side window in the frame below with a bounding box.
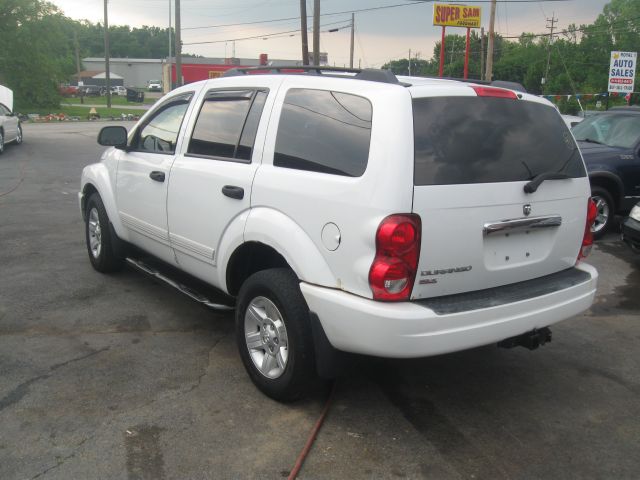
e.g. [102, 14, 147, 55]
[274, 89, 372, 177]
[573, 114, 640, 149]
[133, 93, 192, 154]
[188, 89, 267, 161]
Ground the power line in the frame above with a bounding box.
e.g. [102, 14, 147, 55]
[183, 1, 426, 30]
[183, 21, 351, 45]
[184, 0, 571, 31]
[499, 15, 640, 39]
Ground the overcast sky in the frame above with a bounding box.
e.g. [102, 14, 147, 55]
[52, 0, 610, 66]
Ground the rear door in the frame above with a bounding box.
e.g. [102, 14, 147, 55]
[410, 91, 590, 299]
[166, 84, 275, 287]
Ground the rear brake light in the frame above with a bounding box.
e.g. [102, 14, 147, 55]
[471, 85, 518, 99]
[369, 214, 421, 301]
[577, 198, 597, 261]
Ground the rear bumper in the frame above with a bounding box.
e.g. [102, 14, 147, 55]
[300, 263, 597, 358]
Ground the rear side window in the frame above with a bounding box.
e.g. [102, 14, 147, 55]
[413, 97, 586, 185]
[274, 89, 372, 177]
[188, 89, 267, 161]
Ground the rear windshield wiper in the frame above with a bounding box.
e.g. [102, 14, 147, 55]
[524, 172, 572, 194]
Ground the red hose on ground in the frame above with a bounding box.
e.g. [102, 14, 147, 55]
[287, 381, 337, 480]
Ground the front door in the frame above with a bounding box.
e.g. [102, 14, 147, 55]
[115, 92, 194, 263]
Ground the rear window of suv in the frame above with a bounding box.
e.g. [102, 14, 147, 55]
[413, 97, 586, 185]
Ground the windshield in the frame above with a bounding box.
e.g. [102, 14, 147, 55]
[413, 97, 585, 185]
[573, 114, 640, 149]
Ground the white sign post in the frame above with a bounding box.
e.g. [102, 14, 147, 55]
[608, 51, 636, 94]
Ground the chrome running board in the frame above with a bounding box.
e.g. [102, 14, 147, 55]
[125, 257, 235, 312]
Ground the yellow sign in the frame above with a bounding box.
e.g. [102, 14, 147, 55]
[208, 71, 223, 79]
[433, 4, 481, 28]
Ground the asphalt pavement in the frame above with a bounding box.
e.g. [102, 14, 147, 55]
[1, 122, 639, 479]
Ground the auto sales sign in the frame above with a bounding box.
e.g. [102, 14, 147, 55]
[608, 51, 636, 93]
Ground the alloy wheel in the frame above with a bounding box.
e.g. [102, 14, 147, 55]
[244, 296, 289, 379]
[87, 207, 102, 259]
[591, 194, 610, 234]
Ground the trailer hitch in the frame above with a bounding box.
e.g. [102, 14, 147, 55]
[498, 327, 552, 351]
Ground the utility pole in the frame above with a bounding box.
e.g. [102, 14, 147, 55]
[300, 0, 309, 65]
[74, 31, 82, 85]
[103, 0, 111, 108]
[175, 0, 182, 86]
[485, 0, 496, 81]
[349, 13, 355, 68]
[480, 26, 485, 81]
[313, 0, 320, 65]
[543, 13, 557, 93]
[168, 0, 172, 89]
[408, 48, 411, 76]
[74, 30, 83, 104]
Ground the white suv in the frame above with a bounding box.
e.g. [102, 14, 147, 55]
[80, 67, 598, 401]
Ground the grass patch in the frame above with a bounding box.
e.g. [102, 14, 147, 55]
[27, 106, 147, 120]
[61, 95, 157, 106]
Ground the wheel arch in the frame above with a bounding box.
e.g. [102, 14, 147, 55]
[80, 163, 126, 238]
[589, 172, 624, 211]
[222, 207, 338, 296]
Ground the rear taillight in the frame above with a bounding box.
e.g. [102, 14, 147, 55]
[369, 214, 421, 301]
[471, 85, 518, 99]
[577, 198, 598, 262]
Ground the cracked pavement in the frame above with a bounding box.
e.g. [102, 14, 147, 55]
[1, 122, 639, 479]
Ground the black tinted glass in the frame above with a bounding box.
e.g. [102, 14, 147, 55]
[413, 97, 585, 185]
[188, 91, 253, 158]
[274, 89, 372, 177]
[236, 91, 267, 161]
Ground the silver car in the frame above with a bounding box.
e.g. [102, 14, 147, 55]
[0, 102, 22, 154]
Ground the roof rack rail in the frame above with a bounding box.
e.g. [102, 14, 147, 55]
[221, 65, 403, 85]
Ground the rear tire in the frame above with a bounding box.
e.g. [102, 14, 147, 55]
[235, 268, 318, 402]
[590, 186, 615, 239]
[85, 193, 124, 272]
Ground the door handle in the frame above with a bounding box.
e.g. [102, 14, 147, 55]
[222, 185, 244, 200]
[149, 171, 165, 182]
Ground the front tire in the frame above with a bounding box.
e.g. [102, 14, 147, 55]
[85, 193, 124, 272]
[591, 186, 615, 239]
[236, 268, 318, 402]
[14, 125, 22, 145]
[0, 130, 4, 154]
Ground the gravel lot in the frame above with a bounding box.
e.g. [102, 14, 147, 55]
[1, 122, 639, 479]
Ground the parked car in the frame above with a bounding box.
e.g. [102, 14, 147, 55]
[147, 80, 162, 92]
[59, 84, 79, 97]
[78, 85, 101, 97]
[80, 67, 598, 401]
[0, 101, 22, 153]
[572, 106, 640, 238]
[111, 86, 127, 96]
[621, 201, 640, 253]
